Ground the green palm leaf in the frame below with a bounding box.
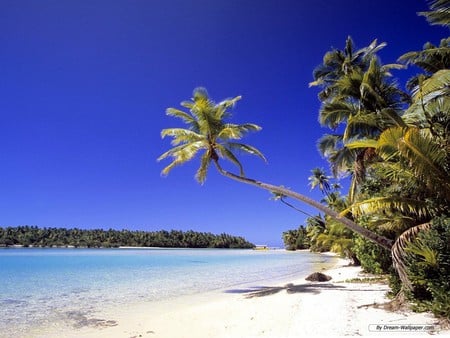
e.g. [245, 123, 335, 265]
[418, 0, 450, 27]
[215, 144, 245, 176]
[158, 141, 207, 176]
[341, 196, 433, 219]
[226, 142, 267, 162]
[319, 101, 356, 128]
[165, 108, 197, 126]
[195, 152, 212, 184]
[161, 128, 205, 145]
[317, 134, 342, 157]
[218, 123, 262, 140]
[412, 69, 450, 103]
[343, 113, 381, 141]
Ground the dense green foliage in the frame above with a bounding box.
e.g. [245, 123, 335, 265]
[405, 216, 450, 318]
[282, 226, 310, 250]
[300, 0, 450, 318]
[0, 226, 254, 249]
[352, 236, 392, 274]
[279, 1, 450, 319]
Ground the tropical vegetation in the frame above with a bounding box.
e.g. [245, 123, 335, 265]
[158, 87, 393, 250]
[282, 226, 310, 251]
[0, 226, 254, 249]
[159, 0, 449, 319]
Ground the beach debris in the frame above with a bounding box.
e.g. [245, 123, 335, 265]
[305, 272, 332, 282]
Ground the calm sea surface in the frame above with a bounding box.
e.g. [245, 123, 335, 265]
[0, 248, 335, 337]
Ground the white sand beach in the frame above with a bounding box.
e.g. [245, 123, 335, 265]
[41, 256, 448, 338]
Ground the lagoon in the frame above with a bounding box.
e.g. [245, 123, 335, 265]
[0, 248, 334, 337]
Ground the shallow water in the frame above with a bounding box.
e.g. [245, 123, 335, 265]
[0, 248, 334, 337]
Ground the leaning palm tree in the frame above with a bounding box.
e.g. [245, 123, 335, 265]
[158, 87, 393, 250]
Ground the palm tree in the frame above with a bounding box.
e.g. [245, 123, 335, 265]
[418, 0, 450, 28]
[345, 126, 450, 289]
[345, 127, 449, 219]
[282, 229, 299, 250]
[309, 37, 387, 101]
[312, 39, 408, 202]
[159, 87, 393, 250]
[308, 167, 332, 197]
[158, 87, 266, 183]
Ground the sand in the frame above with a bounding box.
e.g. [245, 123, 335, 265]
[41, 256, 449, 338]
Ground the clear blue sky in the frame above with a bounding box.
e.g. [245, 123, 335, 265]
[0, 0, 447, 246]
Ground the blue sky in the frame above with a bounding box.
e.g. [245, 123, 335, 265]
[0, 0, 447, 246]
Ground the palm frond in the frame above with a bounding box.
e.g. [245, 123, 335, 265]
[345, 139, 378, 149]
[380, 63, 406, 73]
[328, 147, 355, 178]
[372, 162, 417, 189]
[165, 108, 197, 126]
[398, 39, 450, 73]
[215, 144, 244, 176]
[158, 141, 207, 174]
[377, 214, 416, 234]
[379, 108, 407, 128]
[343, 113, 381, 141]
[226, 142, 267, 162]
[404, 95, 450, 127]
[362, 39, 387, 59]
[341, 196, 433, 219]
[195, 152, 212, 184]
[405, 237, 438, 267]
[335, 70, 364, 98]
[218, 123, 262, 140]
[160, 128, 205, 146]
[376, 127, 405, 160]
[418, 0, 450, 27]
[214, 96, 241, 121]
[391, 222, 433, 291]
[398, 128, 450, 197]
[412, 69, 450, 103]
[217, 95, 242, 110]
[319, 101, 357, 128]
[317, 134, 342, 156]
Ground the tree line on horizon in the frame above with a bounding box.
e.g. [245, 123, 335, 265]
[158, 1, 449, 319]
[0, 226, 255, 249]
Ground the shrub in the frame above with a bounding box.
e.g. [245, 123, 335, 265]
[352, 235, 392, 274]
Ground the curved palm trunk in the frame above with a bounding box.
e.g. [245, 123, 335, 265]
[213, 160, 393, 251]
[391, 222, 433, 292]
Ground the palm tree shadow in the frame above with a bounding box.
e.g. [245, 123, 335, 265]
[225, 283, 347, 298]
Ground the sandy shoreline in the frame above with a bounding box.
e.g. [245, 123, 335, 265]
[38, 255, 448, 338]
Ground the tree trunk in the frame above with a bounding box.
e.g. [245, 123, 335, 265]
[213, 160, 393, 251]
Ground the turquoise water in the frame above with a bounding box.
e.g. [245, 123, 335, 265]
[0, 248, 334, 337]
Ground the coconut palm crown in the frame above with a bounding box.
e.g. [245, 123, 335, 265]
[158, 87, 266, 184]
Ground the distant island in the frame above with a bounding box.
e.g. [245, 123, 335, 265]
[0, 226, 255, 249]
